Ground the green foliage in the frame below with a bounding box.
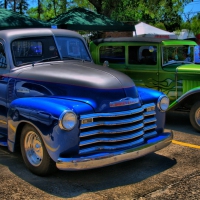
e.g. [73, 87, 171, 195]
[26, 7, 38, 19]
[87, 0, 189, 32]
[73, 0, 95, 10]
[25, 0, 198, 34]
[178, 11, 200, 37]
[27, 0, 95, 21]
[150, 22, 166, 31]
[191, 17, 200, 36]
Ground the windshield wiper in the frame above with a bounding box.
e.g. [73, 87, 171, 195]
[62, 56, 91, 61]
[32, 56, 60, 66]
[62, 56, 83, 60]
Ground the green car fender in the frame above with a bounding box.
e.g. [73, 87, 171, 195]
[168, 86, 200, 111]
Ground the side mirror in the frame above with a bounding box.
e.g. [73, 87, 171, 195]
[103, 60, 109, 67]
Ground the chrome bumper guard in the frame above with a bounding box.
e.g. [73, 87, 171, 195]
[56, 129, 173, 171]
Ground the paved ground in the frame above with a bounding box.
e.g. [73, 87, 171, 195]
[0, 111, 200, 200]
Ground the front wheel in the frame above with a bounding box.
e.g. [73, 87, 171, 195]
[20, 124, 56, 176]
[189, 101, 200, 132]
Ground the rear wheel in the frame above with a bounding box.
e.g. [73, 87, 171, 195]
[20, 124, 56, 176]
[189, 101, 200, 132]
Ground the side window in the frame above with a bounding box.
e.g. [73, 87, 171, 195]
[0, 43, 7, 68]
[99, 46, 125, 64]
[128, 45, 157, 65]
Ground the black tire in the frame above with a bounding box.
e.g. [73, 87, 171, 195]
[20, 124, 57, 176]
[189, 101, 200, 132]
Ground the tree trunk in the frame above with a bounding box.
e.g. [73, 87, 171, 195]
[19, 1, 23, 14]
[38, 0, 41, 19]
[62, 0, 66, 13]
[4, 0, 7, 9]
[88, 0, 103, 14]
[13, 0, 16, 12]
[52, 0, 57, 16]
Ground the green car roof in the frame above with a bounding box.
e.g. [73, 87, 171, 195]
[162, 40, 197, 46]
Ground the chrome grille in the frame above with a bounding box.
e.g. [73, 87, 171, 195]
[79, 103, 157, 155]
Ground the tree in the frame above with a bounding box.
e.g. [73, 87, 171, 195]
[27, 0, 78, 21]
[87, 0, 193, 31]
[16, 0, 29, 14]
[184, 13, 200, 36]
[0, 0, 29, 13]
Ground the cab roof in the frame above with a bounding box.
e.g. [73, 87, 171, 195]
[92, 37, 197, 46]
[0, 28, 83, 42]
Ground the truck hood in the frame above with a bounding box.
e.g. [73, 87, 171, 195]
[15, 60, 134, 89]
[12, 60, 140, 112]
[177, 63, 200, 73]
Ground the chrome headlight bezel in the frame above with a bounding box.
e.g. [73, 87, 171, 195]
[157, 95, 169, 112]
[59, 110, 77, 130]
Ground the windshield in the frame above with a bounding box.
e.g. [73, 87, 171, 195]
[55, 36, 91, 61]
[12, 36, 60, 67]
[162, 45, 194, 66]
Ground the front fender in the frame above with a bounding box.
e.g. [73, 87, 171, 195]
[137, 86, 167, 132]
[7, 97, 94, 161]
[137, 86, 165, 104]
[168, 87, 200, 111]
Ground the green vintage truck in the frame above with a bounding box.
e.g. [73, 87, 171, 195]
[89, 36, 200, 132]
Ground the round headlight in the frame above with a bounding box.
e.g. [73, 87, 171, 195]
[59, 111, 77, 130]
[157, 95, 169, 112]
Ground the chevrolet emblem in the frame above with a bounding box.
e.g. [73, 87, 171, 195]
[109, 97, 139, 107]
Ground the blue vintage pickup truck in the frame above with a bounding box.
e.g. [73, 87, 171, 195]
[0, 28, 172, 176]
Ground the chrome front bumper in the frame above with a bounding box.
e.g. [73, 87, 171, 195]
[56, 129, 173, 171]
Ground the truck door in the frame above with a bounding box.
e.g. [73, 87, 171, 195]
[0, 41, 9, 135]
[99, 44, 159, 91]
[124, 45, 159, 90]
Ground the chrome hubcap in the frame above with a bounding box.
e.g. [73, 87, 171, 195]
[24, 131, 43, 166]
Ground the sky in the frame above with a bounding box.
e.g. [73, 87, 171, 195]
[183, 0, 200, 18]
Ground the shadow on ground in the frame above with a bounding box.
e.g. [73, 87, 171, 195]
[166, 111, 199, 135]
[0, 146, 176, 199]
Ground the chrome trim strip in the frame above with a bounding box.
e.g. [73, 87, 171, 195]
[79, 130, 144, 147]
[143, 110, 156, 117]
[80, 103, 155, 120]
[56, 130, 173, 171]
[80, 123, 144, 137]
[143, 131, 157, 139]
[80, 115, 144, 129]
[144, 124, 157, 132]
[143, 117, 157, 124]
[0, 120, 7, 125]
[79, 137, 145, 154]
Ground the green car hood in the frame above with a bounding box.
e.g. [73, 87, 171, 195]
[177, 63, 200, 73]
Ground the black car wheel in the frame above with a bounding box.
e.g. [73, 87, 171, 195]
[190, 101, 200, 132]
[20, 124, 56, 176]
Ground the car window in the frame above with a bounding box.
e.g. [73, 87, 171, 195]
[0, 42, 7, 68]
[12, 36, 59, 67]
[99, 46, 125, 64]
[55, 37, 91, 61]
[128, 45, 157, 65]
[162, 46, 194, 66]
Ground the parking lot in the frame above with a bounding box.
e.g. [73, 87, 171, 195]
[0, 111, 200, 200]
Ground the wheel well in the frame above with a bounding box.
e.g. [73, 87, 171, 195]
[14, 122, 27, 152]
[174, 93, 200, 112]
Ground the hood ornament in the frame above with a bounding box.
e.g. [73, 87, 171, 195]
[110, 97, 139, 107]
